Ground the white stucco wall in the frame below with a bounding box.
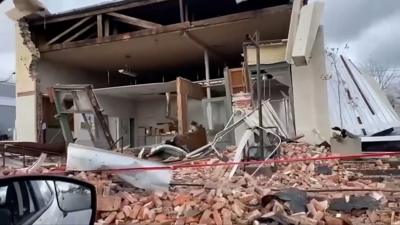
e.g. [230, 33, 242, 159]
[134, 98, 204, 146]
[37, 59, 108, 93]
[291, 27, 330, 144]
[15, 95, 36, 141]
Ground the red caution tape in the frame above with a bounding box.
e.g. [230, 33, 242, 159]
[58, 151, 400, 173]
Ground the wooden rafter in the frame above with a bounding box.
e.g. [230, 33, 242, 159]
[39, 5, 291, 52]
[106, 12, 161, 29]
[46, 16, 92, 45]
[177, 78, 188, 134]
[97, 14, 103, 38]
[64, 22, 96, 43]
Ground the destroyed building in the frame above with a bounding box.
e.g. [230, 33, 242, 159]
[5, 1, 400, 225]
[13, 0, 330, 149]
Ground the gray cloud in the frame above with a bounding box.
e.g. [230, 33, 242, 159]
[348, 12, 400, 67]
[0, 0, 109, 79]
[324, 0, 400, 44]
[0, 0, 15, 78]
[43, 0, 118, 13]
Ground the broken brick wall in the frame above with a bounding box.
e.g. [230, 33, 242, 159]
[15, 19, 40, 141]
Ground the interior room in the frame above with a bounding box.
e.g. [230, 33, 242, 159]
[32, 2, 292, 148]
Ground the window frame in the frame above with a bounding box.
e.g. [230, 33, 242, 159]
[18, 181, 55, 225]
[0, 175, 96, 225]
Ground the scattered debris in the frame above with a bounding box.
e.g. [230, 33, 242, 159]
[329, 196, 380, 213]
[315, 164, 333, 175]
[66, 143, 172, 191]
[261, 188, 308, 213]
[2, 141, 400, 225]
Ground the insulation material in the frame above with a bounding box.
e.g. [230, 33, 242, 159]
[328, 56, 400, 136]
[66, 143, 172, 191]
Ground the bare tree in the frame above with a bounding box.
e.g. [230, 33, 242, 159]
[362, 61, 399, 90]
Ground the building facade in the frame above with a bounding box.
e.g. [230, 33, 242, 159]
[13, 0, 330, 146]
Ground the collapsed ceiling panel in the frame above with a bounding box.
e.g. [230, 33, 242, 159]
[94, 80, 176, 100]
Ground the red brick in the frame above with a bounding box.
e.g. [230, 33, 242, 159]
[221, 208, 233, 225]
[213, 210, 223, 225]
[129, 205, 142, 219]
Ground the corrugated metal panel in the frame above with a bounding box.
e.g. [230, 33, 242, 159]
[327, 55, 400, 136]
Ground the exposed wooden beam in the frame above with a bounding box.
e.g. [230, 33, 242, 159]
[64, 22, 96, 43]
[179, 0, 184, 22]
[31, 0, 168, 25]
[177, 77, 188, 135]
[46, 16, 92, 45]
[107, 12, 161, 29]
[97, 14, 103, 38]
[38, 5, 291, 52]
[104, 18, 110, 37]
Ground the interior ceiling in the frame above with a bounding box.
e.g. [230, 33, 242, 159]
[41, 7, 291, 74]
[94, 81, 176, 100]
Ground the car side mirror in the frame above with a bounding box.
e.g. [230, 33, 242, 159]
[54, 180, 92, 212]
[0, 175, 96, 225]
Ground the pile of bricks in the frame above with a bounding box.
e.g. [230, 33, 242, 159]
[65, 143, 400, 225]
[2, 142, 400, 225]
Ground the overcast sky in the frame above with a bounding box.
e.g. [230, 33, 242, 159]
[1, 0, 400, 80]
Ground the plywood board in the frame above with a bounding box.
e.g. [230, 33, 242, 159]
[228, 68, 248, 94]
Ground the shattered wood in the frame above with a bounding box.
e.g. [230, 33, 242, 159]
[2, 143, 400, 225]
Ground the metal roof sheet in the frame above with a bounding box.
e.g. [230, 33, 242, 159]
[327, 55, 400, 136]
